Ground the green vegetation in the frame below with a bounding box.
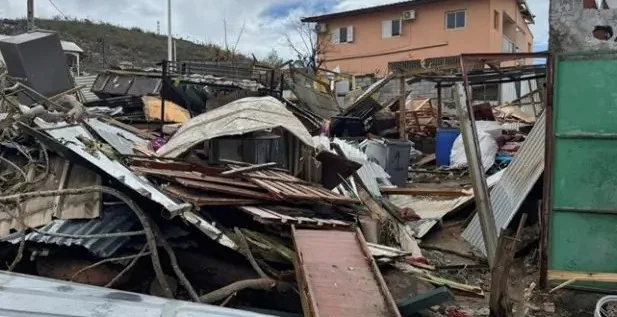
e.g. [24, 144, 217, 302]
[0, 18, 249, 72]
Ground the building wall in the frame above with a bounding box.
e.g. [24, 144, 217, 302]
[317, 0, 533, 75]
[489, 0, 534, 62]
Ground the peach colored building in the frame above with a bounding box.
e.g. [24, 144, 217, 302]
[302, 0, 535, 76]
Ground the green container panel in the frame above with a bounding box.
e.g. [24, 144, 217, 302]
[552, 139, 617, 210]
[549, 53, 617, 288]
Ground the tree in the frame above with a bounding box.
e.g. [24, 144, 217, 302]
[262, 49, 284, 68]
[284, 21, 331, 74]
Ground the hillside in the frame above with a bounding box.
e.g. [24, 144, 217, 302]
[0, 18, 249, 73]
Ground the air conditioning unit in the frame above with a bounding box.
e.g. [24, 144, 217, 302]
[316, 23, 328, 33]
[402, 10, 416, 21]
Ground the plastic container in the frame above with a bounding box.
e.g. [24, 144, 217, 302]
[435, 128, 460, 166]
[364, 139, 413, 187]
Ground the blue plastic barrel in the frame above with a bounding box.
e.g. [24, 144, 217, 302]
[435, 128, 461, 166]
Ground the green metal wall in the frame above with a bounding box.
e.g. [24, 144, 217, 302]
[549, 53, 617, 287]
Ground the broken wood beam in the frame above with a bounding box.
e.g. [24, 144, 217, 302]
[222, 162, 278, 176]
[380, 187, 470, 197]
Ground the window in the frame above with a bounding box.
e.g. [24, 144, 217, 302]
[382, 19, 402, 38]
[446, 10, 466, 29]
[493, 10, 499, 30]
[331, 26, 354, 44]
[340, 27, 348, 43]
[471, 84, 499, 101]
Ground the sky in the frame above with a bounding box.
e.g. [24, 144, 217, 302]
[0, 0, 549, 59]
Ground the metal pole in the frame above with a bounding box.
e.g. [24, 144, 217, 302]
[167, 0, 173, 62]
[160, 60, 167, 135]
[454, 81, 498, 266]
[398, 75, 407, 139]
[27, 0, 35, 31]
[436, 82, 442, 128]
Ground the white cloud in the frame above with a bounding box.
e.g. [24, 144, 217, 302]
[0, 0, 549, 59]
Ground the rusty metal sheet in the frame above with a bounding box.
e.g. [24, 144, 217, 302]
[163, 184, 264, 206]
[292, 228, 401, 317]
[129, 158, 225, 176]
[174, 178, 275, 201]
[131, 166, 260, 189]
[227, 164, 359, 205]
[251, 178, 358, 204]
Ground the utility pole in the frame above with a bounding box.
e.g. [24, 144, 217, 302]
[27, 0, 35, 31]
[167, 0, 172, 62]
[454, 82, 498, 266]
[157, 21, 160, 35]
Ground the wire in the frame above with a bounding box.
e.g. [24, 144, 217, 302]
[47, 0, 67, 19]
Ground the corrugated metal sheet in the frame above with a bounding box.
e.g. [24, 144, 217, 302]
[0, 271, 274, 317]
[293, 229, 401, 317]
[86, 118, 149, 155]
[328, 137, 392, 198]
[74, 75, 100, 102]
[157, 96, 314, 158]
[6, 205, 136, 258]
[240, 206, 351, 227]
[29, 119, 191, 216]
[388, 170, 505, 238]
[462, 111, 546, 255]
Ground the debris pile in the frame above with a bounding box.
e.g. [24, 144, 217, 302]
[0, 29, 561, 317]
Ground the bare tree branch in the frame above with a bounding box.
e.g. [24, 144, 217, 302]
[283, 21, 332, 73]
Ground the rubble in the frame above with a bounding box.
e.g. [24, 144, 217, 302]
[0, 26, 587, 317]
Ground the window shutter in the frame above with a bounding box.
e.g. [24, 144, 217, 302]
[347, 26, 354, 42]
[330, 29, 340, 44]
[382, 20, 391, 38]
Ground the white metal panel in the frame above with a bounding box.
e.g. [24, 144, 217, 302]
[462, 111, 546, 255]
[33, 119, 191, 216]
[0, 271, 273, 317]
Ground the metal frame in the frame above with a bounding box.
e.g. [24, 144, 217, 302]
[156, 59, 282, 134]
[403, 53, 548, 129]
[457, 52, 550, 268]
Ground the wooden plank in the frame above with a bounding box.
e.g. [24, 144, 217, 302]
[239, 206, 282, 221]
[380, 187, 470, 197]
[292, 228, 401, 317]
[174, 177, 275, 200]
[132, 166, 260, 189]
[58, 162, 102, 219]
[413, 154, 436, 167]
[222, 162, 277, 176]
[547, 271, 617, 283]
[163, 185, 263, 206]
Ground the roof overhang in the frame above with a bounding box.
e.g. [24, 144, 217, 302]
[302, 0, 535, 24]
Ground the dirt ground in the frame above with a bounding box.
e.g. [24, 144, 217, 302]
[385, 216, 606, 317]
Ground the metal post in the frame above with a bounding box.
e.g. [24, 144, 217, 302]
[27, 0, 35, 31]
[454, 82, 498, 266]
[167, 0, 173, 62]
[160, 60, 168, 135]
[436, 82, 442, 128]
[279, 72, 284, 98]
[398, 75, 407, 139]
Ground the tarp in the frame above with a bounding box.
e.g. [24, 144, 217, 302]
[142, 96, 190, 123]
[157, 96, 314, 158]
